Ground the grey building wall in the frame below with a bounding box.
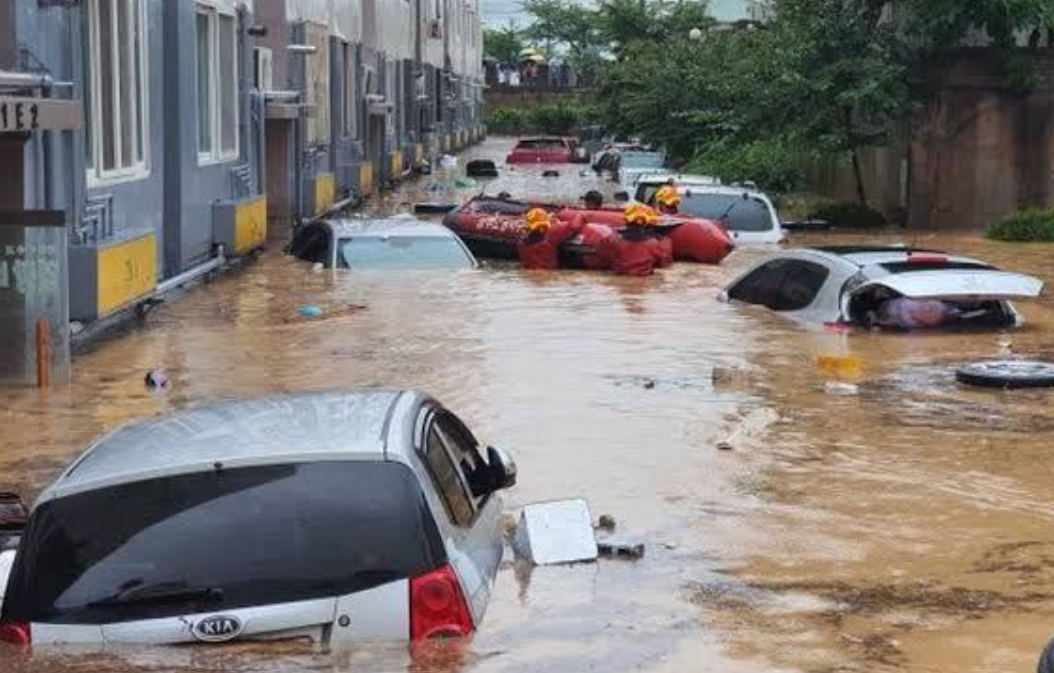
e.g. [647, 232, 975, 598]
[81, 0, 167, 271]
[3, 0, 485, 356]
[164, 2, 262, 273]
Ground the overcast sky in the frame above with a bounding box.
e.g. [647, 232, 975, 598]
[481, 0, 751, 28]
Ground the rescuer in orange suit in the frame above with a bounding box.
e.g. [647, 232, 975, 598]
[654, 185, 682, 215]
[650, 186, 681, 266]
[596, 204, 668, 276]
[517, 207, 585, 270]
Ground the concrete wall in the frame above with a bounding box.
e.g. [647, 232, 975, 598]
[0, 3, 14, 69]
[807, 145, 909, 221]
[164, 1, 262, 271]
[909, 50, 1054, 230]
[485, 89, 586, 109]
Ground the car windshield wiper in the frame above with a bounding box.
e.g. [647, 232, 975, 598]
[717, 200, 740, 222]
[88, 581, 224, 608]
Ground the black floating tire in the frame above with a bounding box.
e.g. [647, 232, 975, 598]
[1038, 634, 1054, 673]
[956, 360, 1054, 390]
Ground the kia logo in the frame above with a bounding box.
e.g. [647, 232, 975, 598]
[192, 615, 243, 643]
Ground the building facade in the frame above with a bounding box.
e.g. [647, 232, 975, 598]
[0, 0, 484, 383]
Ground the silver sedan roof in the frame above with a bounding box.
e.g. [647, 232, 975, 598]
[804, 246, 992, 274]
[324, 216, 454, 239]
[41, 391, 419, 502]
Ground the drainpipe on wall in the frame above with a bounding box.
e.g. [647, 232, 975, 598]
[288, 38, 315, 227]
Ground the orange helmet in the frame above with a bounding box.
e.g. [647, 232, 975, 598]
[525, 208, 553, 233]
[655, 185, 682, 210]
[625, 204, 660, 227]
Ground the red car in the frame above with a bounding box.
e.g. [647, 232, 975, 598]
[505, 137, 587, 165]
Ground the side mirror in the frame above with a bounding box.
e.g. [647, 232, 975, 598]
[0, 493, 27, 532]
[487, 446, 517, 490]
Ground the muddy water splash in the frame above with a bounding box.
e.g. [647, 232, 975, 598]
[2, 139, 1054, 673]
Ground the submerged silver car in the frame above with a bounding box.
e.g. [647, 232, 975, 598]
[721, 246, 1044, 329]
[0, 390, 515, 646]
[288, 216, 478, 270]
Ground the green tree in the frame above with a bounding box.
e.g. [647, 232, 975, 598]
[520, 0, 603, 58]
[599, 0, 714, 58]
[484, 25, 525, 64]
[904, 0, 1054, 90]
[766, 0, 907, 203]
[906, 0, 1054, 48]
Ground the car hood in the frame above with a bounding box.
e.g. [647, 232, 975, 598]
[850, 269, 1044, 301]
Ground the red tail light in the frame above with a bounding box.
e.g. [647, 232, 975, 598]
[0, 620, 31, 646]
[410, 565, 473, 641]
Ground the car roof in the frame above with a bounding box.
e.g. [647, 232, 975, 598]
[679, 184, 768, 199]
[810, 246, 989, 269]
[325, 217, 454, 239]
[42, 391, 415, 502]
[637, 173, 722, 186]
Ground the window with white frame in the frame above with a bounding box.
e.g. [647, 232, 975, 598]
[254, 46, 274, 90]
[85, 0, 149, 183]
[196, 4, 239, 164]
[305, 22, 330, 146]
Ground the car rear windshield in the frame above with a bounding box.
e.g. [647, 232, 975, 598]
[2, 461, 446, 625]
[680, 194, 774, 232]
[619, 152, 664, 169]
[879, 261, 994, 273]
[516, 139, 567, 150]
[338, 236, 474, 270]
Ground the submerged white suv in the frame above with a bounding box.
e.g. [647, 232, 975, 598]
[0, 390, 515, 646]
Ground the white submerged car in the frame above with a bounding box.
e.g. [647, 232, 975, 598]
[634, 176, 784, 245]
[721, 246, 1044, 329]
[0, 390, 515, 646]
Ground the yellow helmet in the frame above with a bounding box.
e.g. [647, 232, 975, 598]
[525, 208, 552, 233]
[655, 185, 682, 209]
[625, 204, 660, 227]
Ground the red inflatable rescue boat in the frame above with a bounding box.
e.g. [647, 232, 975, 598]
[442, 197, 734, 265]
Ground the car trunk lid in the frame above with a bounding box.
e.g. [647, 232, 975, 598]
[850, 269, 1043, 301]
[98, 597, 338, 644]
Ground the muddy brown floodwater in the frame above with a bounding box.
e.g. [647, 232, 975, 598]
[3, 137, 1054, 673]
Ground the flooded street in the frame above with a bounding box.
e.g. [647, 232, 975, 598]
[3, 138, 1054, 673]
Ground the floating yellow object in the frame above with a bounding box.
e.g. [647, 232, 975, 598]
[816, 354, 864, 378]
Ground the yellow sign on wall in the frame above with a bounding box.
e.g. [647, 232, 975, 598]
[97, 233, 157, 316]
[391, 150, 404, 178]
[360, 163, 374, 196]
[234, 196, 268, 255]
[415, 144, 424, 165]
[315, 173, 336, 216]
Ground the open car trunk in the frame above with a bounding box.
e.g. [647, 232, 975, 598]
[844, 269, 1044, 329]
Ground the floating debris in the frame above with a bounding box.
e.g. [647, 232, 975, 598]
[597, 540, 645, 560]
[298, 305, 324, 319]
[817, 354, 864, 379]
[144, 369, 171, 391]
[824, 381, 860, 396]
[512, 499, 598, 566]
